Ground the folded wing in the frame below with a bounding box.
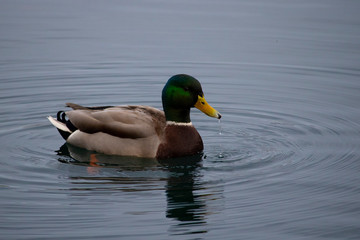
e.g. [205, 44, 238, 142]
[66, 105, 165, 139]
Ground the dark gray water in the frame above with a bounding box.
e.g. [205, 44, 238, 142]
[1, 0, 360, 239]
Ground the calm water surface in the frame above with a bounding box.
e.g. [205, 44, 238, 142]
[1, 1, 360, 239]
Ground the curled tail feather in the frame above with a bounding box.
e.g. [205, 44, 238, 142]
[48, 111, 77, 140]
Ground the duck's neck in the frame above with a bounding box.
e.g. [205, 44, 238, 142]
[166, 121, 193, 126]
[164, 108, 191, 123]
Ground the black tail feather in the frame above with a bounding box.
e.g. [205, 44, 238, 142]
[57, 111, 66, 122]
[56, 111, 77, 140]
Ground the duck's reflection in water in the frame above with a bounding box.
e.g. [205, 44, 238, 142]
[57, 143, 209, 230]
[160, 156, 206, 224]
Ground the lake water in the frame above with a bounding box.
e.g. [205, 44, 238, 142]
[1, 0, 360, 239]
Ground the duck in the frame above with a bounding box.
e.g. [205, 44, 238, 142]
[48, 74, 221, 159]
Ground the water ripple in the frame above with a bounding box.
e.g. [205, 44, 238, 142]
[1, 59, 360, 239]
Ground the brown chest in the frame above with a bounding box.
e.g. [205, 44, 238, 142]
[156, 125, 203, 159]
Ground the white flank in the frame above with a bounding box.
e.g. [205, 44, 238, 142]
[47, 116, 72, 133]
[166, 121, 193, 126]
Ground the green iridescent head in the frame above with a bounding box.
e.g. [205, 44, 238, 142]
[162, 74, 221, 123]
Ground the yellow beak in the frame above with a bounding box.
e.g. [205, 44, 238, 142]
[194, 95, 221, 119]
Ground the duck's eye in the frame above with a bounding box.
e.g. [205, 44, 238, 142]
[184, 87, 190, 91]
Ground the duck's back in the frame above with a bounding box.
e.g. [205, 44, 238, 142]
[65, 105, 166, 158]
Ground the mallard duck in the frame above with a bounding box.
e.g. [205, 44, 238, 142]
[48, 74, 221, 159]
